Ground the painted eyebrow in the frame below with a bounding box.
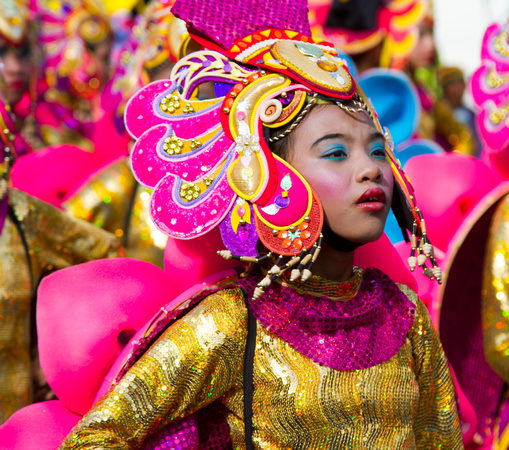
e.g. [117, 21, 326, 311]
[369, 132, 385, 143]
[311, 133, 350, 148]
[311, 131, 385, 149]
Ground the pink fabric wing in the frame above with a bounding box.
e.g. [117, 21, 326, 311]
[37, 258, 178, 415]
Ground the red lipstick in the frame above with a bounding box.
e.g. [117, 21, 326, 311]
[356, 188, 386, 212]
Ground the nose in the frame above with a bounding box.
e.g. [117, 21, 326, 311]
[354, 152, 384, 184]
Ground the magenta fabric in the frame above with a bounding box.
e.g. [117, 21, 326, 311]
[354, 233, 417, 292]
[171, 0, 311, 50]
[10, 145, 101, 207]
[0, 196, 8, 235]
[404, 153, 500, 254]
[37, 258, 178, 415]
[0, 401, 81, 449]
[239, 268, 416, 370]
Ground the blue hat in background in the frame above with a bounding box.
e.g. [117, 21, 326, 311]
[395, 138, 445, 169]
[358, 68, 419, 146]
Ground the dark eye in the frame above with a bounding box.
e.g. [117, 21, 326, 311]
[19, 45, 30, 59]
[323, 145, 347, 160]
[371, 145, 386, 159]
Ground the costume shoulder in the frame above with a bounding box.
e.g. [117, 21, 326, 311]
[395, 282, 419, 307]
[396, 282, 430, 324]
[9, 188, 123, 270]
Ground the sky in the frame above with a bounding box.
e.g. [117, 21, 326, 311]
[435, 0, 509, 77]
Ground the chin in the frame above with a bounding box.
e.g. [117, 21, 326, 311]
[329, 224, 385, 245]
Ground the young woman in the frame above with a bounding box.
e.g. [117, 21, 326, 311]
[57, 0, 461, 448]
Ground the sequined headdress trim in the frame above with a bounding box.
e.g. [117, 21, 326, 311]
[470, 22, 509, 152]
[124, 0, 441, 297]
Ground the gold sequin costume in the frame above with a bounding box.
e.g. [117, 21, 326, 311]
[0, 189, 123, 424]
[61, 275, 462, 449]
[434, 184, 509, 446]
[64, 158, 167, 268]
[482, 194, 509, 447]
[483, 194, 509, 383]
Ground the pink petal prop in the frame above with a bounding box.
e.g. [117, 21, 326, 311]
[124, 81, 223, 139]
[150, 169, 236, 239]
[37, 259, 177, 415]
[0, 401, 80, 449]
[131, 124, 234, 186]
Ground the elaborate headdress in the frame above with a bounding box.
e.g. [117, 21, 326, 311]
[103, 0, 187, 125]
[0, 0, 30, 45]
[308, 0, 428, 68]
[37, 0, 113, 100]
[124, 0, 441, 298]
[470, 21, 509, 152]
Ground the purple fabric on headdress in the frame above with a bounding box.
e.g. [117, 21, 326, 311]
[239, 268, 416, 371]
[171, 0, 311, 50]
[219, 203, 259, 257]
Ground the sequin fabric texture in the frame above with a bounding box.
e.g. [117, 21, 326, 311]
[239, 268, 416, 370]
[483, 195, 509, 382]
[171, 0, 311, 49]
[482, 194, 509, 443]
[64, 158, 167, 269]
[0, 189, 123, 424]
[60, 269, 462, 449]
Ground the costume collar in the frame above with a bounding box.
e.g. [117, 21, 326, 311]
[238, 267, 415, 370]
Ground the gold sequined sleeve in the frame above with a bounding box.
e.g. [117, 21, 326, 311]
[399, 285, 463, 448]
[482, 195, 509, 384]
[59, 287, 247, 450]
[10, 189, 124, 274]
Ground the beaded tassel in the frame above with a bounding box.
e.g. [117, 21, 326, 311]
[297, 233, 323, 282]
[219, 234, 325, 300]
[407, 210, 442, 284]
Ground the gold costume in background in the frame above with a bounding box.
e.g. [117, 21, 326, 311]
[0, 189, 123, 424]
[64, 158, 167, 268]
[483, 194, 509, 382]
[61, 276, 462, 449]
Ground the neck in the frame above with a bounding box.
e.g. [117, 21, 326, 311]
[310, 241, 355, 282]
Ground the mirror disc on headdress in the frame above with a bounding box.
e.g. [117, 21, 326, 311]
[271, 40, 355, 98]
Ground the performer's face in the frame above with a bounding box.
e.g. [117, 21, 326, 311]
[91, 38, 113, 87]
[409, 22, 436, 68]
[287, 105, 393, 244]
[0, 37, 30, 106]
